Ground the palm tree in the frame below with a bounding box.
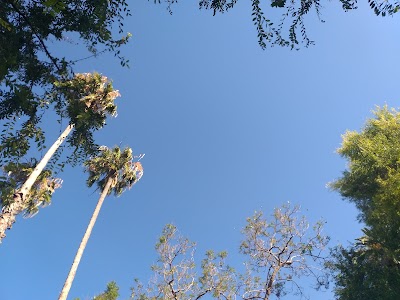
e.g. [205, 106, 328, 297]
[0, 73, 120, 243]
[0, 161, 63, 241]
[58, 146, 143, 300]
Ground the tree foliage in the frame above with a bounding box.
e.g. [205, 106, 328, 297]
[0, 113, 46, 164]
[0, 160, 62, 217]
[130, 204, 329, 300]
[329, 106, 400, 299]
[0, 72, 121, 243]
[155, 0, 400, 50]
[93, 282, 120, 300]
[0, 0, 131, 121]
[0, 71, 120, 224]
[74, 281, 120, 300]
[0, 0, 131, 184]
[330, 106, 400, 228]
[0, 72, 121, 169]
[51, 72, 121, 166]
[198, 0, 400, 49]
[329, 241, 400, 300]
[0, 1, 130, 232]
[85, 146, 144, 196]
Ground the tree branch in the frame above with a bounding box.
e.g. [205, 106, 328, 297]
[6, 0, 62, 73]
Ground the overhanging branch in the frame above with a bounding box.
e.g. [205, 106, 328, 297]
[7, 0, 62, 73]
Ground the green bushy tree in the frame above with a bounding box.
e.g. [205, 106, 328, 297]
[329, 106, 400, 299]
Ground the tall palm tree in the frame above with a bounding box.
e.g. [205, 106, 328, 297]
[0, 73, 120, 243]
[58, 146, 143, 300]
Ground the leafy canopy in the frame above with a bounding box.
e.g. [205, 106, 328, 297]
[52, 72, 121, 164]
[93, 281, 120, 300]
[0, 0, 131, 122]
[328, 106, 400, 299]
[74, 281, 120, 300]
[0, 72, 121, 172]
[330, 106, 400, 227]
[329, 241, 400, 300]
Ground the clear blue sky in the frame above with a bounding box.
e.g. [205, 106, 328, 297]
[1, 2, 400, 299]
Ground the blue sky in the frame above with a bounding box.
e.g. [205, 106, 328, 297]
[1, 1, 400, 299]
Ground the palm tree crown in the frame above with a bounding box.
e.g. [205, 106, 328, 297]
[0, 160, 62, 217]
[84, 146, 143, 196]
[53, 72, 121, 160]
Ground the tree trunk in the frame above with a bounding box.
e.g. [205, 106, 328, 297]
[58, 176, 113, 300]
[264, 266, 280, 300]
[0, 124, 74, 243]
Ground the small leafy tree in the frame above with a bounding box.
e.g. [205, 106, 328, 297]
[130, 203, 329, 300]
[94, 281, 120, 300]
[74, 281, 120, 300]
[59, 146, 143, 300]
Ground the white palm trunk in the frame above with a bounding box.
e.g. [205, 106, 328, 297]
[58, 176, 113, 300]
[0, 124, 74, 243]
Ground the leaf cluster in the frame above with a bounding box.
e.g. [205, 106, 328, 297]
[155, 0, 400, 50]
[93, 281, 120, 300]
[329, 106, 400, 299]
[85, 146, 143, 196]
[51, 72, 121, 167]
[198, 0, 331, 49]
[0, 114, 46, 164]
[330, 106, 400, 226]
[74, 281, 120, 300]
[329, 242, 400, 300]
[368, 0, 400, 16]
[0, 160, 62, 217]
[54, 73, 119, 124]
